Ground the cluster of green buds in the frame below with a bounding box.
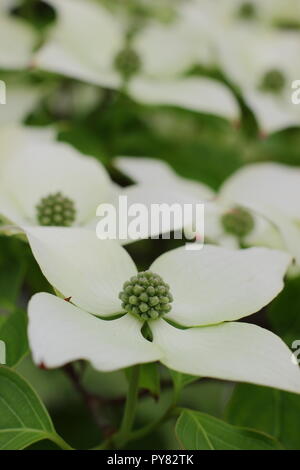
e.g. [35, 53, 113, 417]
[114, 47, 141, 80]
[119, 271, 173, 321]
[238, 2, 257, 19]
[221, 206, 255, 238]
[260, 69, 286, 93]
[36, 192, 76, 227]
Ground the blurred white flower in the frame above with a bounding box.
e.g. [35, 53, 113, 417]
[26, 226, 300, 393]
[263, 0, 300, 28]
[219, 162, 300, 272]
[0, 5, 36, 69]
[0, 82, 43, 125]
[182, 0, 300, 30]
[34, 0, 125, 88]
[34, 0, 239, 121]
[114, 157, 294, 255]
[216, 25, 300, 134]
[0, 125, 114, 231]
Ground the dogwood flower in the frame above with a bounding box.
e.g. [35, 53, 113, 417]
[0, 4, 36, 70]
[216, 25, 300, 134]
[114, 157, 286, 251]
[0, 125, 113, 232]
[26, 226, 300, 393]
[205, 0, 300, 28]
[34, 0, 239, 122]
[181, 0, 300, 33]
[199, 200, 281, 250]
[219, 162, 300, 272]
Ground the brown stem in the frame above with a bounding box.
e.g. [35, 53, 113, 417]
[63, 364, 115, 438]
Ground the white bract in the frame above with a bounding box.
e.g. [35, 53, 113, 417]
[216, 25, 300, 134]
[0, 5, 36, 69]
[115, 156, 215, 201]
[209, 0, 300, 28]
[0, 82, 43, 125]
[34, 0, 239, 122]
[26, 226, 300, 393]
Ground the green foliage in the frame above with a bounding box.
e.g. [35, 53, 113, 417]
[0, 237, 27, 312]
[169, 370, 198, 402]
[139, 363, 160, 399]
[0, 367, 71, 450]
[0, 310, 28, 367]
[268, 275, 300, 345]
[176, 409, 282, 450]
[226, 383, 300, 450]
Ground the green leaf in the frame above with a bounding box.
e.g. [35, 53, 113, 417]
[58, 126, 108, 165]
[0, 310, 28, 367]
[170, 370, 198, 400]
[268, 275, 300, 345]
[0, 367, 72, 450]
[176, 410, 282, 450]
[0, 237, 27, 312]
[139, 363, 160, 399]
[226, 383, 300, 450]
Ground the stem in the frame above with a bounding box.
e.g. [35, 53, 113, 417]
[50, 433, 74, 451]
[114, 365, 140, 447]
[127, 405, 178, 443]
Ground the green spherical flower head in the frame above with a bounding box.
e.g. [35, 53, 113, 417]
[114, 47, 141, 80]
[119, 271, 173, 321]
[36, 192, 76, 227]
[221, 206, 255, 238]
[260, 69, 286, 93]
[238, 2, 257, 19]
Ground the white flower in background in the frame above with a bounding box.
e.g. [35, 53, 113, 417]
[34, 0, 239, 122]
[0, 81, 43, 125]
[199, 200, 281, 250]
[26, 227, 300, 393]
[114, 157, 247, 248]
[181, 0, 300, 30]
[219, 162, 300, 272]
[0, 3, 36, 69]
[115, 156, 215, 244]
[0, 125, 113, 231]
[114, 156, 287, 252]
[263, 0, 300, 28]
[34, 0, 125, 88]
[126, 15, 239, 121]
[114, 157, 243, 248]
[216, 25, 300, 134]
